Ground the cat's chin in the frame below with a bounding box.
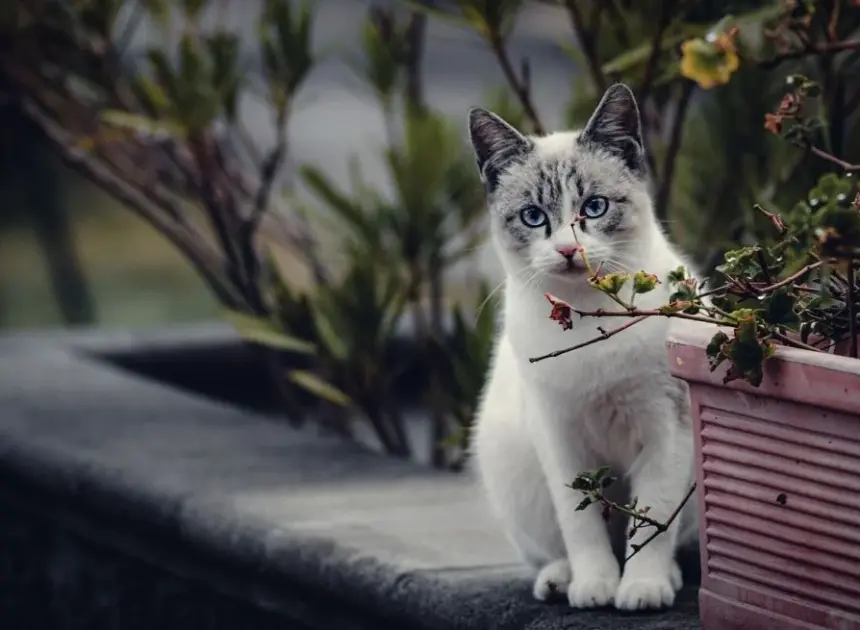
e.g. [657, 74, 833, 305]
[549, 266, 588, 280]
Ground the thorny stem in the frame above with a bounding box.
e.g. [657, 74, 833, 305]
[529, 307, 726, 364]
[529, 316, 649, 363]
[625, 483, 697, 563]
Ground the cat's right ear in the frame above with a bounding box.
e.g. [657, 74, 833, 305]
[468, 107, 529, 191]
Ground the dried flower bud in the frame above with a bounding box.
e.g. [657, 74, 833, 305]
[545, 293, 573, 331]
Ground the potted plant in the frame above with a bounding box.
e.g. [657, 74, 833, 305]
[537, 49, 860, 630]
[522, 1, 860, 626]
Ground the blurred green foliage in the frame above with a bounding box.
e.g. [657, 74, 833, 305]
[4, 0, 860, 466]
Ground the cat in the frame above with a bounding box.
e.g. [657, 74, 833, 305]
[467, 83, 699, 611]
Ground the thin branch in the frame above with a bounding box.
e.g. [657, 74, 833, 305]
[563, 0, 606, 92]
[637, 0, 675, 103]
[625, 483, 697, 563]
[529, 316, 649, 362]
[635, 0, 676, 177]
[848, 263, 858, 359]
[760, 38, 860, 68]
[769, 330, 823, 352]
[21, 99, 243, 308]
[488, 33, 544, 134]
[808, 144, 860, 171]
[757, 261, 823, 293]
[604, 0, 631, 49]
[654, 80, 694, 222]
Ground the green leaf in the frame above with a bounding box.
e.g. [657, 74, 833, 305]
[223, 310, 315, 353]
[310, 304, 350, 360]
[99, 109, 184, 137]
[576, 497, 595, 511]
[287, 370, 354, 407]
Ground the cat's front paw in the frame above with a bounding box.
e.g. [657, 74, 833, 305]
[532, 558, 571, 601]
[566, 565, 620, 609]
[614, 574, 676, 611]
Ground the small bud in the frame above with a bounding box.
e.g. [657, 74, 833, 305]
[591, 272, 630, 296]
[632, 270, 660, 294]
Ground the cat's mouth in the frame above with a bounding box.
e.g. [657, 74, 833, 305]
[552, 261, 588, 277]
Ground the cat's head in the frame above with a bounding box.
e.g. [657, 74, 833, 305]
[468, 83, 658, 289]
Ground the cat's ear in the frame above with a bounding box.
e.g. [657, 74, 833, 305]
[468, 107, 530, 190]
[579, 83, 646, 176]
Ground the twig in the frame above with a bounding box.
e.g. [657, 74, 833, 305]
[637, 0, 675, 104]
[760, 39, 860, 68]
[756, 261, 823, 293]
[770, 331, 822, 352]
[20, 99, 243, 308]
[488, 33, 544, 134]
[603, 0, 631, 50]
[654, 80, 694, 222]
[625, 483, 697, 563]
[848, 263, 858, 358]
[404, 10, 427, 112]
[529, 316, 649, 362]
[563, 0, 606, 92]
[809, 145, 860, 172]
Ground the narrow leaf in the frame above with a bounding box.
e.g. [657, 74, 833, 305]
[223, 309, 315, 353]
[288, 369, 354, 407]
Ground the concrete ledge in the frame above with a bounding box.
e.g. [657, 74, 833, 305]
[0, 326, 700, 629]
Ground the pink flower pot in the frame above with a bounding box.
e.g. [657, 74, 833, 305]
[668, 324, 860, 630]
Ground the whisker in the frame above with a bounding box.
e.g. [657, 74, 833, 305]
[475, 277, 507, 322]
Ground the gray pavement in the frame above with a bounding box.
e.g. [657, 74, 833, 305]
[0, 326, 701, 629]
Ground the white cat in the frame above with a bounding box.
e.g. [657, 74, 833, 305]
[468, 84, 699, 611]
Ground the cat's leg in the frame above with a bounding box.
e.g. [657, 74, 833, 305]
[524, 391, 620, 609]
[471, 341, 570, 601]
[615, 397, 695, 611]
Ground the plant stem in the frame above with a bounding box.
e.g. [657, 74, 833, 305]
[488, 33, 544, 134]
[760, 39, 860, 68]
[529, 316, 648, 362]
[654, 80, 695, 222]
[848, 262, 858, 358]
[637, 0, 675, 103]
[746, 261, 823, 294]
[770, 331, 822, 352]
[563, 0, 606, 92]
[625, 483, 697, 563]
[809, 145, 860, 171]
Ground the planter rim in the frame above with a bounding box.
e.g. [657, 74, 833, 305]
[668, 321, 860, 416]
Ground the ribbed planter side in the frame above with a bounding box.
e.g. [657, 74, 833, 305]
[668, 326, 860, 630]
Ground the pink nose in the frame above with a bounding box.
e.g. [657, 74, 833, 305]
[556, 245, 580, 258]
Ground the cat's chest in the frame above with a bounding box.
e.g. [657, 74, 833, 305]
[506, 304, 658, 389]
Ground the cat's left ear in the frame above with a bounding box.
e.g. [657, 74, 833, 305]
[579, 83, 646, 176]
[468, 107, 530, 191]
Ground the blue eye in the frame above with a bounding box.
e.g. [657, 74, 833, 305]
[520, 206, 548, 228]
[582, 196, 609, 219]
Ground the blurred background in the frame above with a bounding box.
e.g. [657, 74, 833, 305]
[7, 0, 856, 332]
[0, 0, 574, 330]
[3, 0, 860, 466]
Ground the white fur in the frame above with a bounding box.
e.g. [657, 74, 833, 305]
[469, 123, 699, 611]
